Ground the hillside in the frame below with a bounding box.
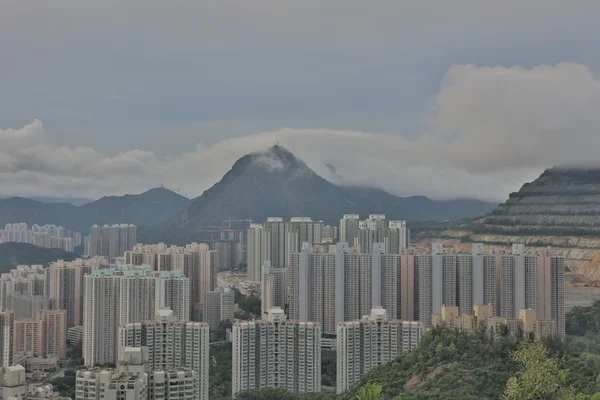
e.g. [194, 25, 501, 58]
[149, 146, 496, 243]
[0, 243, 77, 272]
[0, 187, 189, 234]
[420, 167, 600, 276]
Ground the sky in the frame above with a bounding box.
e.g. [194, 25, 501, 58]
[1, 0, 600, 201]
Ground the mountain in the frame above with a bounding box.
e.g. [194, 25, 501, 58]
[150, 146, 496, 243]
[79, 187, 190, 228]
[343, 186, 497, 221]
[420, 167, 600, 275]
[0, 187, 189, 233]
[0, 243, 78, 273]
[0, 196, 94, 206]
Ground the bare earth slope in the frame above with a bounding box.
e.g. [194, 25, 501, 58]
[424, 167, 600, 279]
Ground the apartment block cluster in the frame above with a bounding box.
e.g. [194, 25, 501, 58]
[247, 214, 409, 283]
[281, 242, 564, 336]
[0, 258, 111, 370]
[240, 215, 566, 396]
[0, 223, 81, 252]
[0, 259, 216, 399]
[123, 242, 218, 321]
[85, 224, 137, 258]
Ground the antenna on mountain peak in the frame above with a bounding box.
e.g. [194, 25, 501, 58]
[273, 137, 280, 147]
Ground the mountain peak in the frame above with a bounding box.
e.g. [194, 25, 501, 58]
[228, 146, 314, 178]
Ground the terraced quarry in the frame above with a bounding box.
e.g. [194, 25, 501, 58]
[421, 167, 600, 280]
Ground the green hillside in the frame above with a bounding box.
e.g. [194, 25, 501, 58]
[0, 242, 77, 272]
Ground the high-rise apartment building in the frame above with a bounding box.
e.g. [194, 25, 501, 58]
[0, 365, 26, 400]
[290, 241, 565, 337]
[118, 309, 210, 400]
[77, 347, 198, 400]
[551, 255, 566, 337]
[339, 214, 360, 246]
[260, 261, 287, 317]
[336, 308, 426, 393]
[0, 265, 51, 320]
[399, 249, 415, 321]
[354, 215, 387, 254]
[0, 265, 48, 310]
[203, 287, 234, 330]
[125, 243, 216, 321]
[89, 224, 136, 258]
[83, 265, 190, 366]
[386, 220, 410, 254]
[232, 308, 321, 397]
[246, 224, 265, 283]
[0, 311, 14, 367]
[247, 218, 334, 283]
[49, 257, 109, 328]
[289, 242, 401, 334]
[0, 223, 77, 252]
[14, 310, 67, 358]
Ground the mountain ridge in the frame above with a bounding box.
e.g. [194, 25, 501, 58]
[0, 147, 497, 240]
[148, 146, 497, 243]
[0, 243, 78, 273]
[0, 187, 189, 233]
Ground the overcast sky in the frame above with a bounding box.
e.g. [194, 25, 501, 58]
[2, 0, 600, 201]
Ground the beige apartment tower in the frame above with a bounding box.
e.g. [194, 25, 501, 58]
[14, 310, 67, 358]
[336, 308, 426, 394]
[119, 309, 210, 400]
[232, 308, 321, 397]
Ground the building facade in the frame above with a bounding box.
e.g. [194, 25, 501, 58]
[336, 308, 426, 393]
[203, 287, 234, 330]
[232, 308, 321, 397]
[83, 265, 190, 366]
[118, 309, 210, 400]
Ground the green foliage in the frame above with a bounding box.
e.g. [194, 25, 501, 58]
[355, 382, 382, 399]
[210, 319, 233, 342]
[209, 342, 233, 399]
[566, 300, 600, 336]
[235, 388, 337, 400]
[502, 344, 572, 400]
[49, 376, 76, 399]
[234, 288, 261, 319]
[66, 339, 84, 367]
[0, 243, 77, 272]
[321, 350, 336, 388]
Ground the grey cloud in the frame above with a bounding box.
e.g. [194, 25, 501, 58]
[1, 0, 600, 158]
[1, 63, 598, 201]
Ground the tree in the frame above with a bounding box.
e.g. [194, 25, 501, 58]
[502, 344, 573, 400]
[355, 383, 382, 400]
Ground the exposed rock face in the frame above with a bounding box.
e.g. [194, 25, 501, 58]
[423, 167, 600, 278]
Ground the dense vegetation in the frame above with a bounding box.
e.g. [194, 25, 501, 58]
[566, 299, 600, 336]
[209, 342, 233, 399]
[233, 288, 262, 319]
[0, 242, 77, 272]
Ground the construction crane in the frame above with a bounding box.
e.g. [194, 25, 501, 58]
[197, 225, 231, 241]
[222, 218, 253, 230]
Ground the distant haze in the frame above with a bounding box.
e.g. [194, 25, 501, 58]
[1, 1, 600, 201]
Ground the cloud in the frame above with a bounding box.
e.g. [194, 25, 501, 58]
[1, 63, 599, 201]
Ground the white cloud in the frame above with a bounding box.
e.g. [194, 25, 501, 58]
[1, 63, 599, 202]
